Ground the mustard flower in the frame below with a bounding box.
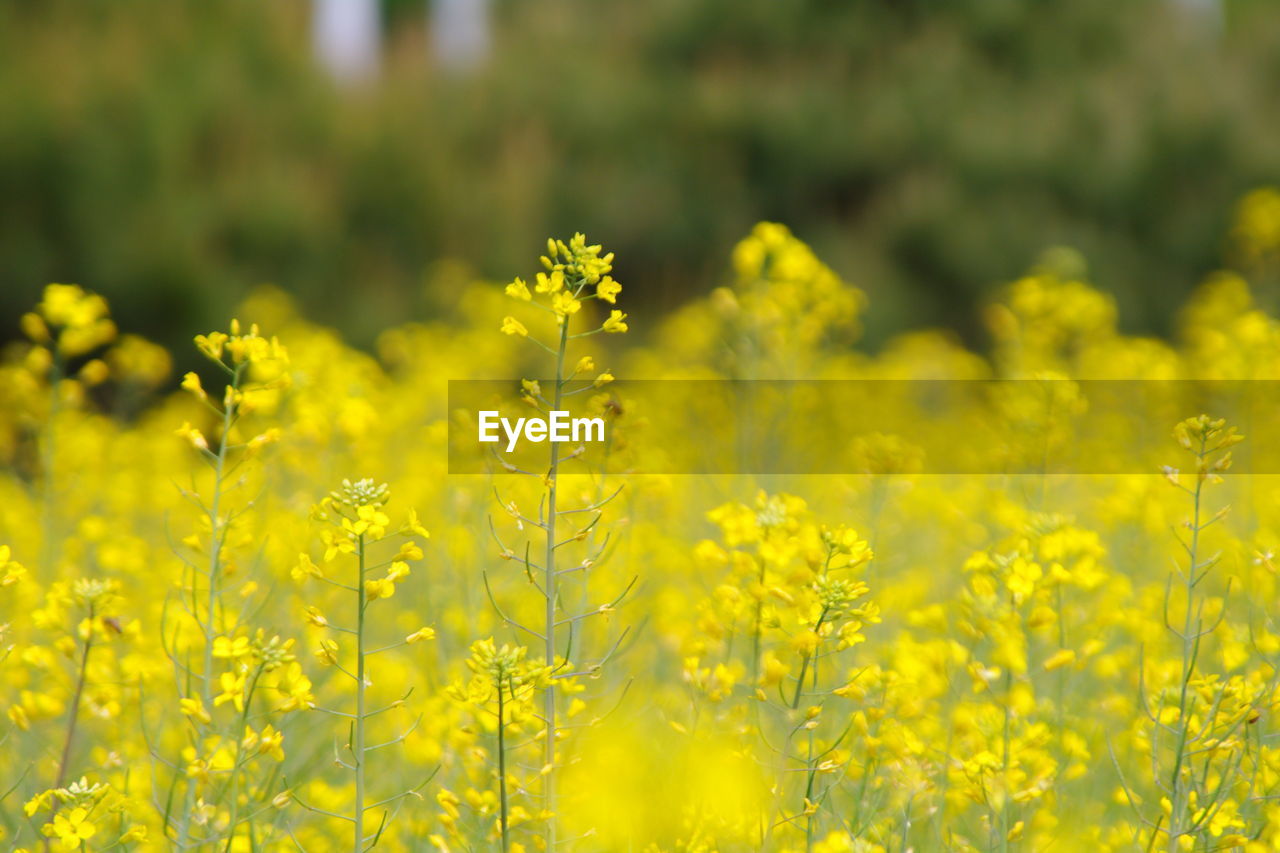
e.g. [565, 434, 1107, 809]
[43, 806, 96, 850]
[602, 309, 629, 333]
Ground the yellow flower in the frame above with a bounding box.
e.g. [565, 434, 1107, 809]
[212, 636, 252, 660]
[596, 276, 622, 303]
[406, 627, 436, 644]
[603, 310, 629, 333]
[316, 639, 339, 666]
[552, 291, 581, 319]
[37, 284, 116, 356]
[791, 631, 821, 655]
[78, 359, 109, 386]
[194, 331, 228, 361]
[505, 277, 532, 301]
[120, 825, 148, 843]
[275, 662, 316, 711]
[0, 545, 26, 587]
[1005, 556, 1041, 603]
[534, 270, 564, 293]
[215, 671, 246, 711]
[180, 697, 212, 725]
[247, 428, 281, 449]
[23, 789, 55, 817]
[181, 371, 207, 400]
[250, 724, 285, 761]
[760, 653, 789, 688]
[396, 542, 424, 562]
[108, 333, 172, 387]
[291, 553, 323, 582]
[321, 529, 355, 562]
[44, 807, 96, 850]
[365, 578, 396, 600]
[501, 316, 528, 337]
[8, 704, 30, 730]
[175, 421, 209, 452]
[1043, 648, 1076, 672]
[20, 312, 50, 343]
[349, 504, 390, 538]
[405, 508, 431, 539]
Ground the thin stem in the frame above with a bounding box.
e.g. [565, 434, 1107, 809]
[498, 680, 509, 853]
[752, 558, 765, 686]
[43, 603, 95, 853]
[803, 728, 816, 853]
[1055, 583, 1067, 762]
[55, 603, 95, 790]
[39, 353, 63, 574]
[1168, 440, 1206, 851]
[202, 367, 240, 711]
[543, 318, 568, 850]
[1001, 657, 1013, 853]
[791, 609, 829, 710]
[180, 368, 238, 849]
[221, 666, 264, 852]
[355, 532, 367, 852]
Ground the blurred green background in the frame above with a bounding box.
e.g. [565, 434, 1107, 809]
[2, 0, 1278, 357]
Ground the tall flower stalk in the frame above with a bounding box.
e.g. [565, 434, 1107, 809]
[294, 479, 434, 851]
[491, 234, 632, 848]
[691, 495, 877, 851]
[53, 583, 102, 793]
[164, 320, 290, 849]
[18, 285, 117, 574]
[1140, 416, 1253, 850]
[455, 639, 549, 852]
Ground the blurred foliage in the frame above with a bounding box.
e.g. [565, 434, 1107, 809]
[2, 0, 1280, 359]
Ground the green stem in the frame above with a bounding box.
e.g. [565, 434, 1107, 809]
[44, 604, 95, 853]
[55, 603, 94, 792]
[498, 680, 509, 853]
[39, 354, 63, 574]
[221, 666, 264, 853]
[355, 532, 367, 852]
[751, 558, 765, 686]
[1168, 442, 1206, 851]
[543, 318, 568, 850]
[803, 728, 816, 853]
[180, 368, 238, 849]
[1055, 583, 1067, 761]
[790, 609, 828, 710]
[202, 366, 240, 711]
[1001, 665, 1012, 852]
[901, 795, 913, 852]
[45, 604, 95, 853]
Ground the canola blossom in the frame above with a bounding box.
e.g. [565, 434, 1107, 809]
[4, 206, 1280, 852]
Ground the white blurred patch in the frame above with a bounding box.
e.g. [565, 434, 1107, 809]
[431, 0, 491, 73]
[313, 0, 382, 84]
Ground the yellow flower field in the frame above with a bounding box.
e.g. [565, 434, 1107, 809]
[5, 195, 1280, 852]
